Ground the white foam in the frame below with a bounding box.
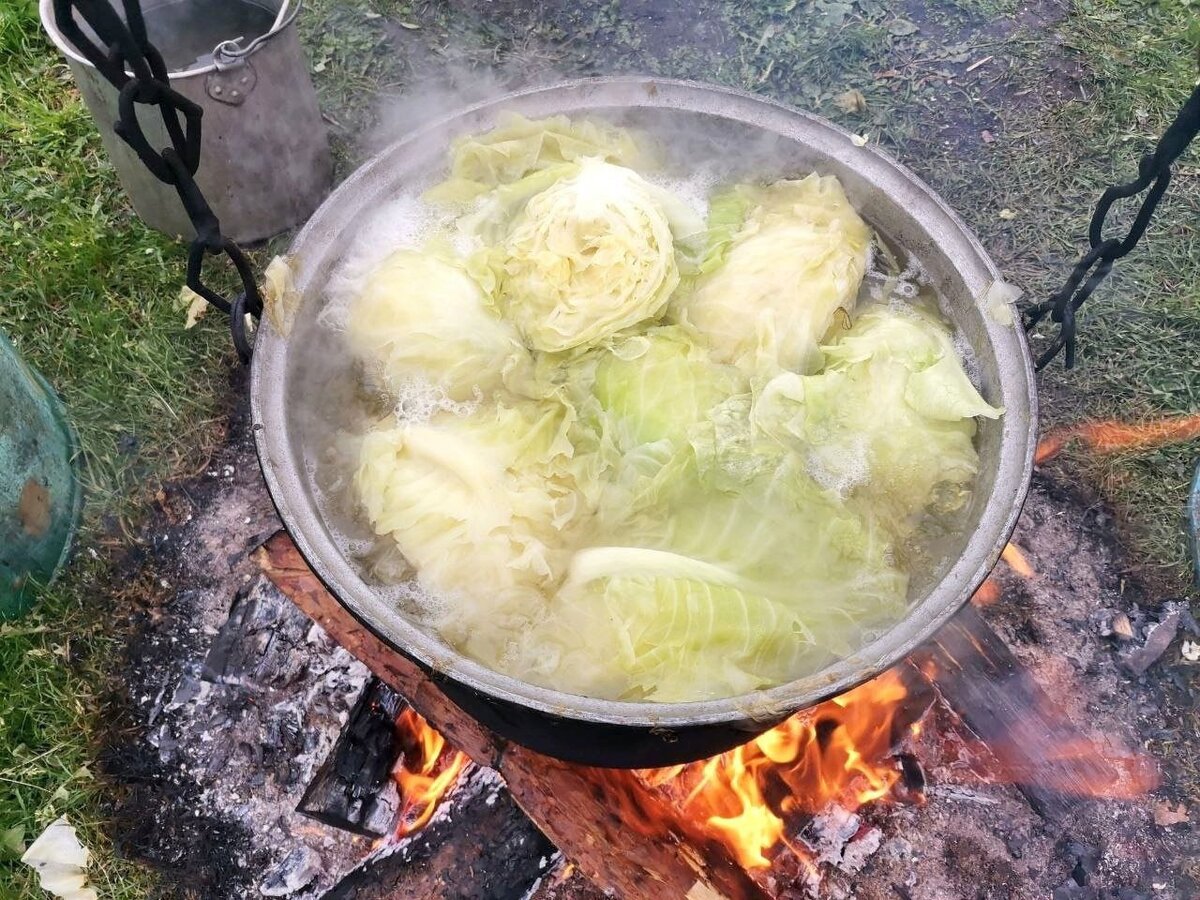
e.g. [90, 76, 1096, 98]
[806, 437, 870, 498]
[377, 578, 453, 623]
[390, 378, 480, 424]
[649, 168, 718, 221]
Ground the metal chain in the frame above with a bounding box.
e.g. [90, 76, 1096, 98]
[1023, 82, 1200, 371]
[52, 0, 263, 362]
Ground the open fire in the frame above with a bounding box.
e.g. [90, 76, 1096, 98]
[384, 534, 1164, 888]
[392, 707, 470, 838]
[635, 669, 917, 871]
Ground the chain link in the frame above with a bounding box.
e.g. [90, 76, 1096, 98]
[53, 0, 263, 362]
[1023, 83, 1200, 371]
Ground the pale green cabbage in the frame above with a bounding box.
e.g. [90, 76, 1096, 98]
[675, 174, 872, 376]
[425, 113, 644, 205]
[754, 306, 1003, 534]
[492, 159, 683, 352]
[345, 118, 1003, 703]
[345, 250, 533, 402]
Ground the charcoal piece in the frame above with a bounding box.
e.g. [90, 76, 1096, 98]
[261, 846, 322, 897]
[297, 678, 404, 836]
[202, 576, 314, 689]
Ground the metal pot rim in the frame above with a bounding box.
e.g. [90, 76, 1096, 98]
[251, 76, 1037, 730]
[39, 0, 293, 79]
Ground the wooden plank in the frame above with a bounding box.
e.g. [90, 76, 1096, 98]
[256, 531, 769, 900]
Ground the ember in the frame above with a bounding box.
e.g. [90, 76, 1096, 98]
[392, 707, 470, 837]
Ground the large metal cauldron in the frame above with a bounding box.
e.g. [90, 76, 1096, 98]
[251, 78, 1037, 768]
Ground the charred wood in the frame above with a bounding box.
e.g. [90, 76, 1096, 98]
[298, 678, 404, 837]
[913, 603, 1140, 819]
[202, 575, 314, 689]
[325, 769, 556, 900]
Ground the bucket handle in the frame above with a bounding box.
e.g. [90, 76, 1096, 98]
[212, 0, 302, 70]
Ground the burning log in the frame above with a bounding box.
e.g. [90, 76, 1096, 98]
[256, 531, 768, 900]
[297, 678, 404, 837]
[912, 603, 1158, 819]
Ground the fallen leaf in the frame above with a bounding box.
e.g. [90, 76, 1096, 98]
[981, 129, 995, 143]
[20, 817, 98, 900]
[850, 133, 869, 147]
[833, 89, 868, 114]
[1153, 801, 1189, 826]
[998, 208, 1017, 220]
[399, 21, 420, 29]
[262, 255, 298, 337]
[180, 285, 208, 329]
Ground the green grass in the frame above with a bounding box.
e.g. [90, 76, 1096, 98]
[1, 0, 1197, 895]
[0, 0, 229, 896]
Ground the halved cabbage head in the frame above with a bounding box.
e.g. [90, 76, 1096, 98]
[755, 306, 1003, 533]
[496, 159, 681, 352]
[676, 174, 872, 376]
[354, 400, 580, 660]
[345, 250, 531, 402]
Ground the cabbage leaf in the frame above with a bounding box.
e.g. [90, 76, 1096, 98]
[754, 306, 1003, 533]
[354, 400, 581, 661]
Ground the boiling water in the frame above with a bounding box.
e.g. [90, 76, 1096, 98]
[287, 109, 997, 700]
[141, 0, 276, 71]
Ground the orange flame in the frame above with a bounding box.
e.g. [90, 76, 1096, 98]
[640, 669, 914, 869]
[393, 707, 469, 837]
[971, 576, 1001, 607]
[1000, 542, 1035, 578]
[1036, 413, 1200, 465]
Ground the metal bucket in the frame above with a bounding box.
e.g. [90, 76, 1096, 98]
[0, 331, 81, 619]
[40, 0, 332, 243]
[251, 78, 1038, 767]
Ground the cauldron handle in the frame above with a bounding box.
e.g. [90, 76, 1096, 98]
[1023, 82, 1200, 372]
[52, 0, 263, 362]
